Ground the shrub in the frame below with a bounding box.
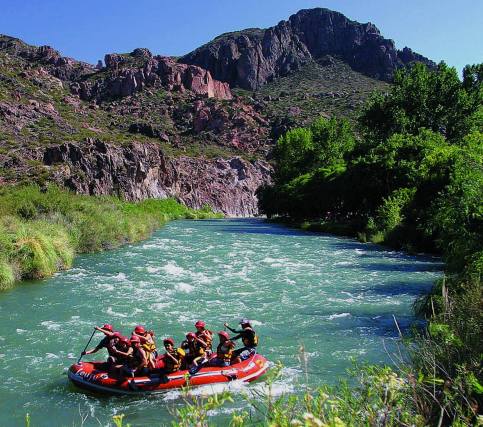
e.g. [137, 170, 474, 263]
[14, 221, 74, 279]
[375, 187, 416, 234]
[0, 258, 14, 290]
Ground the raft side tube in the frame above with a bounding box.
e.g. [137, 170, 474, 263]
[68, 354, 269, 395]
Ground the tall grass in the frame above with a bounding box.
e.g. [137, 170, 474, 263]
[0, 184, 221, 290]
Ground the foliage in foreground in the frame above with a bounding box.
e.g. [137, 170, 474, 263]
[0, 184, 221, 290]
[82, 357, 481, 426]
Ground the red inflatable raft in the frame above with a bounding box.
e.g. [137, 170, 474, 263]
[68, 354, 269, 395]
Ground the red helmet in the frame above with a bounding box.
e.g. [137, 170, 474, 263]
[134, 325, 146, 334]
[130, 335, 141, 344]
[195, 320, 205, 328]
[102, 324, 113, 332]
[186, 332, 196, 339]
[118, 336, 129, 345]
[218, 331, 229, 340]
[112, 331, 122, 338]
[164, 337, 175, 346]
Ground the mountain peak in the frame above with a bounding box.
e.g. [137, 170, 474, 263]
[181, 8, 434, 90]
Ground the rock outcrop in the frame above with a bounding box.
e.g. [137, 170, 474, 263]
[72, 50, 232, 102]
[0, 35, 231, 101]
[0, 35, 94, 81]
[42, 139, 271, 216]
[181, 8, 435, 90]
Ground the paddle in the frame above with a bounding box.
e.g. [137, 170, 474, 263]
[77, 328, 96, 364]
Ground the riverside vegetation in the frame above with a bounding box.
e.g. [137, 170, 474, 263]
[255, 63, 482, 425]
[0, 185, 221, 290]
[30, 63, 480, 427]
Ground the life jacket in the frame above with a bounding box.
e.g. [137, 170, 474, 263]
[196, 329, 213, 349]
[142, 340, 157, 355]
[184, 340, 204, 358]
[216, 341, 234, 362]
[114, 343, 131, 363]
[164, 348, 185, 372]
[135, 333, 156, 354]
[242, 328, 259, 348]
[129, 347, 146, 368]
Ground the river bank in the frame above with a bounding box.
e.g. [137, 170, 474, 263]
[0, 185, 222, 290]
[267, 217, 441, 256]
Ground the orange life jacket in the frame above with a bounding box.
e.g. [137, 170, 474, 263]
[216, 341, 235, 362]
[164, 348, 186, 372]
[142, 340, 157, 355]
[196, 329, 213, 349]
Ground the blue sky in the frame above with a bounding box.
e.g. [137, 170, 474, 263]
[0, 0, 481, 72]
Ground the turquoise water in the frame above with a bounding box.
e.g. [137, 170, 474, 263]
[0, 219, 442, 426]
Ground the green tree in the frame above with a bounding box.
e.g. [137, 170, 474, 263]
[359, 62, 481, 143]
[273, 117, 355, 185]
[429, 131, 483, 272]
[310, 117, 355, 167]
[274, 127, 313, 183]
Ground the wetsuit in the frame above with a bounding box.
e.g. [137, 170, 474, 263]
[226, 326, 258, 361]
[123, 347, 148, 377]
[92, 336, 119, 364]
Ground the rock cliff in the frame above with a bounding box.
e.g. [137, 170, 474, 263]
[181, 8, 435, 90]
[73, 49, 232, 101]
[0, 35, 94, 81]
[42, 139, 271, 216]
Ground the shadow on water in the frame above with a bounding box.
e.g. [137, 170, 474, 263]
[304, 311, 424, 338]
[197, 218, 314, 237]
[328, 240, 441, 261]
[366, 281, 433, 297]
[350, 262, 443, 273]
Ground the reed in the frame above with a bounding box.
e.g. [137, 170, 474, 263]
[0, 184, 222, 289]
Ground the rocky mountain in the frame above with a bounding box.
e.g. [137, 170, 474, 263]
[0, 35, 273, 215]
[182, 8, 434, 90]
[40, 139, 271, 216]
[0, 8, 435, 215]
[74, 49, 233, 102]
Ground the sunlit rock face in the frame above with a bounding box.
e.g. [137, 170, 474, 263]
[43, 139, 272, 216]
[181, 8, 434, 90]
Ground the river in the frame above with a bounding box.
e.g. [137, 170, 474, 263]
[0, 219, 442, 426]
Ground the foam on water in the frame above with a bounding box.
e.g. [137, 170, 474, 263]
[0, 218, 442, 427]
[174, 282, 195, 293]
[113, 272, 128, 281]
[162, 261, 186, 276]
[327, 313, 351, 320]
[40, 320, 62, 331]
[106, 307, 129, 318]
[150, 302, 172, 310]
